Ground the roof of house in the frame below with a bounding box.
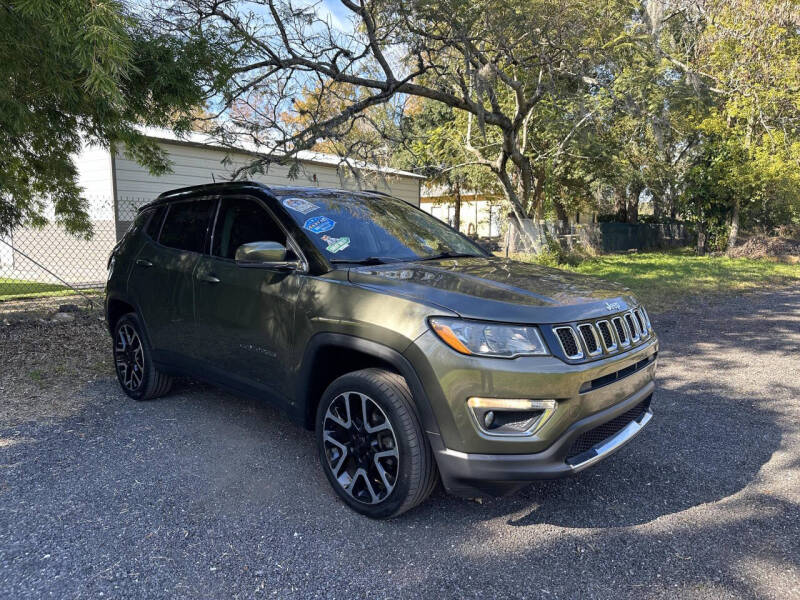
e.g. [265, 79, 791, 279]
[138, 127, 426, 180]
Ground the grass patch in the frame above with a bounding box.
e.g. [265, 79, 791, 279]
[0, 278, 91, 301]
[510, 249, 800, 313]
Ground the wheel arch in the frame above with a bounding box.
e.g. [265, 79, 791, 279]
[296, 333, 442, 439]
[105, 295, 137, 334]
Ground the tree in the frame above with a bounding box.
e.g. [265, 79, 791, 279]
[649, 0, 800, 248]
[276, 81, 405, 185]
[160, 0, 638, 240]
[394, 99, 498, 232]
[148, 0, 800, 249]
[0, 0, 227, 236]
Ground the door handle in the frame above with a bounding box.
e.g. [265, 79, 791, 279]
[135, 259, 153, 268]
[197, 273, 221, 284]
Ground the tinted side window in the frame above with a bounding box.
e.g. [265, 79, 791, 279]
[144, 205, 166, 239]
[159, 200, 215, 253]
[212, 197, 288, 259]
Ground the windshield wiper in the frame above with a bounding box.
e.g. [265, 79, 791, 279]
[416, 251, 481, 261]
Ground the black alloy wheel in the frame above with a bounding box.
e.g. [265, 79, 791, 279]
[322, 391, 400, 504]
[114, 323, 145, 392]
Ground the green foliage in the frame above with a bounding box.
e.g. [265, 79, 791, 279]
[508, 239, 591, 268]
[510, 249, 800, 312]
[0, 0, 228, 236]
[394, 0, 800, 240]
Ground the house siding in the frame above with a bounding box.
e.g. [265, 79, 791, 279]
[114, 141, 421, 227]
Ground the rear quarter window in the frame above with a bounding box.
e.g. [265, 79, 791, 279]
[158, 199, 216, 253]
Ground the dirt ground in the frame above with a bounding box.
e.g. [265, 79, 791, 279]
[0, 294, 110, 426]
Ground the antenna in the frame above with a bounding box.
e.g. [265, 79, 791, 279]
[211, 173, 216, 183]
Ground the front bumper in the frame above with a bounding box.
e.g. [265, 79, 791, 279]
[433, 380, 654, 496]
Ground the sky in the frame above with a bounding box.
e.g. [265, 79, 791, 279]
[319, 0, 352, 30]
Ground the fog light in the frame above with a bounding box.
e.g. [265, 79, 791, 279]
[467, 397, 557, 437]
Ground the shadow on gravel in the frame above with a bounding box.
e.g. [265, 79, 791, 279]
[498, 386, 782, 529]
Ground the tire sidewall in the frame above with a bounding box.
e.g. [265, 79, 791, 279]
[315, 372, 421, 519]
[113, 313, 154, 401]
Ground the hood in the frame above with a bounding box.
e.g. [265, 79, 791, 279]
[347, 256, 638, 324]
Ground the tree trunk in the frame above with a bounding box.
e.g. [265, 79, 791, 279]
[532, 168, 545, 223]
[652, 193, 662, 221]
[627, 184, 642, 224]
[727, 197, 740, 251]
[696, 220, 707, 256]
[614, 187, 627, 222]
[452, 181, 462, 233]
[553, 199, 569, 223]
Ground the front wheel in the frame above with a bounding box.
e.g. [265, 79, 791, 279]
[113, 313, 172, 401]
[315, 368, 438, 519]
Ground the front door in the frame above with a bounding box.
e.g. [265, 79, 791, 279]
[194, 195, 305, 401]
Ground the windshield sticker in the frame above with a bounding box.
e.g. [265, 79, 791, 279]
[282, 197, 319, 215]
[322, 235, 350, 253]
[304, 215, 336, 234]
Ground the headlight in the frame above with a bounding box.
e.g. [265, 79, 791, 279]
[429, 317, 549, 358]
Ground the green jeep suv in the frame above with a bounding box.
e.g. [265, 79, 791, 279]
[105, 182, 657, 518]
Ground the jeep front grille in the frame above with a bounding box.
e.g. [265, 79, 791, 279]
[549, 308, 653, 363]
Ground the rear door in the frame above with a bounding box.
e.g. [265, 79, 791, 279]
[128, 197, 216, 361]
[193, 195, 305, 401]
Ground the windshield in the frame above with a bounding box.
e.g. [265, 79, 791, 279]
[278, 192, 486, 263]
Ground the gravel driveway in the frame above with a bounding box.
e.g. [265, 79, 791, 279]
[1, 287, 799, 599]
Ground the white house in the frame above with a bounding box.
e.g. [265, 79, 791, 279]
[1, 128, 425, 285]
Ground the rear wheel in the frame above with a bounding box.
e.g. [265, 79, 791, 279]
[113, 313, 172, 401]
[316, 368, 438, 518]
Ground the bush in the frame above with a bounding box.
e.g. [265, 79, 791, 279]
[506, 238, 593, 267]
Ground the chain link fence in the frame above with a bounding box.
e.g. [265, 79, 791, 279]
[0, 196, 147, 302]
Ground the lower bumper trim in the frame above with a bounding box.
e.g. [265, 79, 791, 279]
[566, 409, 652, 469]
[432, 381, 655, 497]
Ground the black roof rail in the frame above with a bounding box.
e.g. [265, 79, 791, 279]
[362, 189, 394, 198]
[154, 181, 272, 200]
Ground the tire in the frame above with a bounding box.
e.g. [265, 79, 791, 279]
[112, 313, 172, 401]
[315, 368, 438, 519]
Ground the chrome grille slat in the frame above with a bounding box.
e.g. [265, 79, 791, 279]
[612, 317, 630, 347]
[638, 306, 653, 333]
[633, 309, 647, 336]
[596, 320, 617, 352]
[554, 326, 584, 359]
[549, 307, 653, 362]
[578, 323, 602, 356]
[624, 313, 640, 342]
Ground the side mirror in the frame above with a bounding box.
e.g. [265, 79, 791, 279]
[235, 241, 300, 270]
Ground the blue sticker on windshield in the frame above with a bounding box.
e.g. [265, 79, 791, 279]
[304, 215, 336, 234]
